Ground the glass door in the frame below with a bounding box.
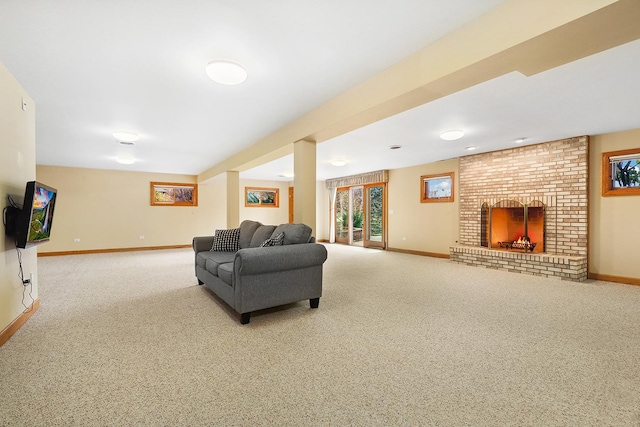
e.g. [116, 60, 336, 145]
[351, 186, 364, 247]
[364, 183, 386, 249]
[334, 183, 386, 248]
[335, 188, 350, 244]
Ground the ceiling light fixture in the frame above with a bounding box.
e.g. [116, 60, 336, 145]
[112, 131, 139, 142]
[116, 157, 135, 165]
[279, 172, 294, 178]
[388, 145, 403, 150]
[331, 160, 347, 167]
[466, 146, 477, 151]
[515, 137, 527, 143]
[440, 130, 465, 141]
[205, 60, 248, 85]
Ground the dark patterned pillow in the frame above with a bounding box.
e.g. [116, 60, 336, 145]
[259, 231, 285, 247]
[211, 228, 241, 252]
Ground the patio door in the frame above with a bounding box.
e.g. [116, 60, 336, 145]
[363, 183, 386, 249]
[334, 183, 386, 248]
[334, 186, 363, 245]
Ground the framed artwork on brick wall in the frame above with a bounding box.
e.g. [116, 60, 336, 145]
[420, 172, 454, 203]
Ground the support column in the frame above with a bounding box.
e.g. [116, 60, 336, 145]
[226, 171, 239, 228]
[293, 139, 316, 236]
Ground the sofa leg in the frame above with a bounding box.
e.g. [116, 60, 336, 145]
[197, 279, 204, 285]
[241, 312, 251, 324]
[310, 298, 319, 309]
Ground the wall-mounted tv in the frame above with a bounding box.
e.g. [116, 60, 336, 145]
[6, 181, 58, 249]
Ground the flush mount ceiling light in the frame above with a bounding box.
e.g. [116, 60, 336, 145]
[466, 146, 478, 151]
[279, 172, 294, 178]
[440, 130, 465, 141]
[112, 131, 139, 143]
[116, 157, 135, 165]
[515, 137, 527, 143]
[388, 145, 403, 150]
[331, 160, 347, 167]
[205, 60, 248, 85]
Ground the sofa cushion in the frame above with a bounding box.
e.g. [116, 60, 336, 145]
[211, 228, 240, 252]
[249, 225, 277, 248]
[239, 220, 262, 249]
[259, 231, 285, 247]
[270, 223, 312, 245]
[217, 262, 234, 286]
[197, 251, 236, 275]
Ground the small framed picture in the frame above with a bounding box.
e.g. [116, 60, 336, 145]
[420, 172, 454, 203]
[245, 187, 279, 207]
[151, 182, 198, 206]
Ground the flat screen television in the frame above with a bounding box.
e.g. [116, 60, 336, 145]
[8, 181, 58, 249]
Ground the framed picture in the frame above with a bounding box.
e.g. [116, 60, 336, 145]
[150, 182, 198, 206]
[420, 172, 454, 203]
[245, 187, 279, 207]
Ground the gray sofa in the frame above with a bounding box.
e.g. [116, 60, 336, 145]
[193, 220, 328, 324]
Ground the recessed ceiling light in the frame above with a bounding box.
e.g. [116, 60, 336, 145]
[515, 137, 527, 143]
[205, 60, 248, 85]
[440, 130, 465, 141]
[279, 172, 294, 178]
[466, 146, 477, 151]
[331, 160, 347, 167]
[112, 131, 139, 142]
[388, 145, 403, 150]
[116, 157, 135, 165]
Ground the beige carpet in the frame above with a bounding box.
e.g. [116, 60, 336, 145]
[1, 244, 639, 426]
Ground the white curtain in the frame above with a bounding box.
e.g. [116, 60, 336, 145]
[329, 187, 337, 243]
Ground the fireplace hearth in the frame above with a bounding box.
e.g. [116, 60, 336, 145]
[481, 198, 546, 253]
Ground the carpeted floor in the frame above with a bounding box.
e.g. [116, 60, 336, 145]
[1, 244, 639, 426]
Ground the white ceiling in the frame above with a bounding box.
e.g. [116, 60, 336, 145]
[1, 1, 640, 182]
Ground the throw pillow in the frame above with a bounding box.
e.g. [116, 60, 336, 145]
[249, 225, 277, 247]
[270, 223, 312, 245]
[259, 231, 285, 247]
[211, 228, 241, 252]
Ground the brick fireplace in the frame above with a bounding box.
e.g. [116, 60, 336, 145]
[450, 136, 588, 281]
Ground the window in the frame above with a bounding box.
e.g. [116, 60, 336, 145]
[602, 149, 640, 197]
[420, 172, 454, 203]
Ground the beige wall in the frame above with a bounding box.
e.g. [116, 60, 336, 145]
[33, 168, 297, 253]
[589, 129, 640, 280]
[315, 182, 331, 241]
[35, 166, 228, 252]
[1, 62, 37, 332]
[387, 159, 460, 255]
[239, 179, 290, 226]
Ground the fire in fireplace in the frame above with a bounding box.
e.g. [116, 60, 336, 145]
[481, 199, 545, 252]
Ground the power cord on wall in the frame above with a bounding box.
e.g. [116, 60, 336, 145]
[16, 246, 34, 312]
[4, 196, 34, 312]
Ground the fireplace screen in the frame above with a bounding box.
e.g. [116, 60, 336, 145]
[481, 199, 545, 252]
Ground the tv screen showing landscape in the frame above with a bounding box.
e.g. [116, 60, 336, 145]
[26, 183, 57, 244]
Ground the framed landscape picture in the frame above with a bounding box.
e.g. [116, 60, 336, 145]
[245, 187, 279, 207]
[150, 182, 198, 206]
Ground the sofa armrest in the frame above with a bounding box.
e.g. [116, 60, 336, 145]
[235, 243, 327, 275]
[193, 236, 214, 253]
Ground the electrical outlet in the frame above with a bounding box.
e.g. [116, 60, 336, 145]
[30, 273, 35, 285]
[139, 235, 145, 240]
[73, 238, 80, 242]
[402, 237, 407, 241]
